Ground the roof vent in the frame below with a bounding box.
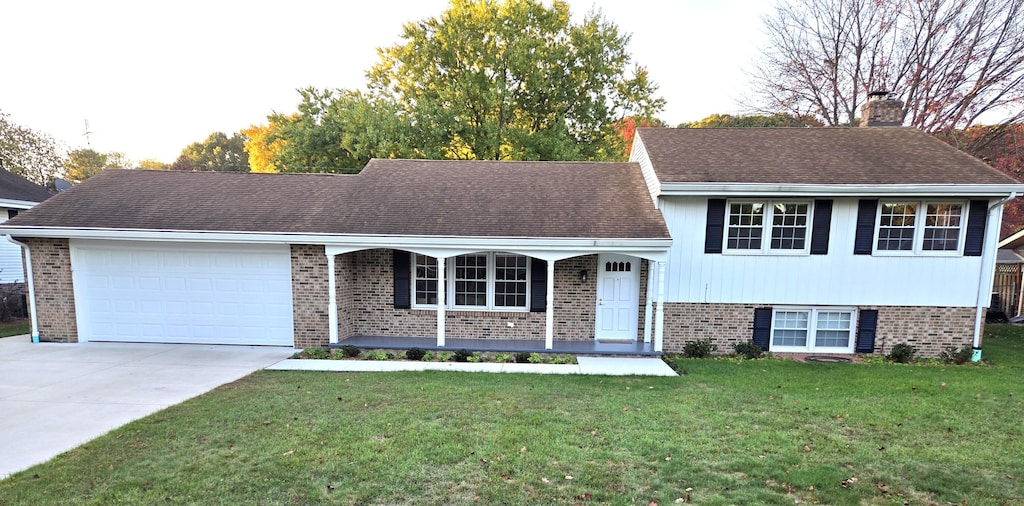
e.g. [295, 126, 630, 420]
[860, 91, 905, 127]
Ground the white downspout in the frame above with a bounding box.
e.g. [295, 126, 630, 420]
[6, 237, 39, 343]
[974, 192, 1016, 361]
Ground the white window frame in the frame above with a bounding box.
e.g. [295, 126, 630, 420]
[770, 307, 857, 354]
[723, 200, 813, 255]
[873, 200, 968, 256]
[411, 252, 530, 312]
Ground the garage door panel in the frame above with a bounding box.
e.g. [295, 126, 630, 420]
[73, 242, 294, 346]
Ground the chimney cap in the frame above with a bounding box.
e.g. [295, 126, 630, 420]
[868, 90, 893, 100]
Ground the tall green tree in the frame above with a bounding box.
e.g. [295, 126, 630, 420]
[367, 0, 664, 162]
[177, 132, 249, 172]
[0, 110, 66, 186]
[64, 148, 108, 183]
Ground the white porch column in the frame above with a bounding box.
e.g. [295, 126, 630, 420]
[643, 260, 655, 343]
[436, 256, 446, 347]
[654, 260, 666, 353]
[327, 253, 338, 344]
[545, 259, 555, 350]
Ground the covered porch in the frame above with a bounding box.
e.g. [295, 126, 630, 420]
[319, 238, 672, 353]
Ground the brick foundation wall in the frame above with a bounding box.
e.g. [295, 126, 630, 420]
[661, 303, 758, 354]
[872, 306, 976, 356]
[290, 245, 330, 349]
[660, 302, 977, 357]
[21, 238, 77, 342]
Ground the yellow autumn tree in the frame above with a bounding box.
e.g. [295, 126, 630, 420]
[242, 117, 289, 173]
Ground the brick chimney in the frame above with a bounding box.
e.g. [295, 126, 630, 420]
[859, 91, 906, 127]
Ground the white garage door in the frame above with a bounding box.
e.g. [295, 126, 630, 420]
[71, 240, 294, 346]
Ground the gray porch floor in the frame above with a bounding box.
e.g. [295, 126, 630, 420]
[333, 335, 661, 356]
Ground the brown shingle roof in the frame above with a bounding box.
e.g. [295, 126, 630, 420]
[0, 170, 52, 203]
[637, 127, 1021, 186]
[3, 160, 669, 240]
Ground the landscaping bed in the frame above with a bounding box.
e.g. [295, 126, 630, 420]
[295, 346, 577, 364]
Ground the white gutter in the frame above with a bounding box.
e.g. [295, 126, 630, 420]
[0, 198, 44, 210]
[5, 237, 39, 343]
[973, 192, 1017, 361]
[0, 226, 673, 252]
[658, 183, 1024, 197]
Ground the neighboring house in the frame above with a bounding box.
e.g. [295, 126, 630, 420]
[994, 232, 1024, 317]
[0, 96, 1020, 358]
[0, 170, 52, 286]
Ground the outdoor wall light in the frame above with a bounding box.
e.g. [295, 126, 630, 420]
[579, 270, 588, 283]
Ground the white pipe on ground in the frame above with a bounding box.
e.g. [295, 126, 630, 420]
[973, 192, 1016, 361]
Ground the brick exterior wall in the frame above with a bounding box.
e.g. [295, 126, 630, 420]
[289, 244, 330, 349]
[660, 302, 977, 357]
[20, 238, 78, 342]
[872, 306, 976, 357]
[342, 249, 600, 341]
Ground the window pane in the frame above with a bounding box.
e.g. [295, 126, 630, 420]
[727, 202, 764, 250]
[922, 203, 962, 251]
[494, 254, 528, 307]
[454, 254, 487, 307]
[772, 311, 809, 347]
[770, 202, 809, 250]
[877, 203, 917, 251]
[814, 311, 852, 348]
[413, 254, 438, 305]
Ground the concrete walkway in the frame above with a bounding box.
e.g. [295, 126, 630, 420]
[266, 355, 678, 376]
[0, 335, 294, 479]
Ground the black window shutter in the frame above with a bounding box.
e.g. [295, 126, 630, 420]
[752, 307, 772, 351]
[705, 199, 727, 254]
[810, 199, 833, 255]
[856, 310, 878, 353]
[529, 258, 547, 312]
[854, 199, 878, 255]
[393, 250, 411, 309]
[964, 200, 988, 257]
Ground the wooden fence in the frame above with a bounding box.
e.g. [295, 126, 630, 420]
[992, 263, 1022, 317]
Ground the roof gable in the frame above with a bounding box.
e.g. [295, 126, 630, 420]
[636, 127, 1021, 187]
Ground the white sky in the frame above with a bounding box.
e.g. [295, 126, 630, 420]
[1, 0, 772, 164]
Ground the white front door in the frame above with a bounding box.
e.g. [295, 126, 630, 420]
[595, 254, 640, 341]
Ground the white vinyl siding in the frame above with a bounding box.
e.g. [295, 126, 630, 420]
[658, 197, 987, 307]
[0, 210, 26, 283]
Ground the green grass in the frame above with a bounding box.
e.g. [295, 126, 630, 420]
[2, 326, 1023, 505]
[0, 319, 29, 338]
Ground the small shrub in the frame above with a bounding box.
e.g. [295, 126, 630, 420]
[495, 353, 513, 363]
[453, 349, 475, 362]
[527, 352, 544, 364]
[437, 352, 453, 362]
[550, 354, 575, 364]
[683, 338, 718, 358]
[423, 351, 436, 361]
[514, 352, 532, 363]
[940, 345, 973, 365]
[339, 345, 361, 358]
[467, 355, 481, 363]
[405, 348, 427, 361]
[303, 348, 330, 360]
[733, 341, 763, 359]
[367, 350, 389, 361]
[887, 343, 917, 363]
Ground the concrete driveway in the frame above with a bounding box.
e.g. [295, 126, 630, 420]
[0, 335, 294, 478]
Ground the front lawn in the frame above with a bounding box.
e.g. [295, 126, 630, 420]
[2, 327, 1023, 505]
